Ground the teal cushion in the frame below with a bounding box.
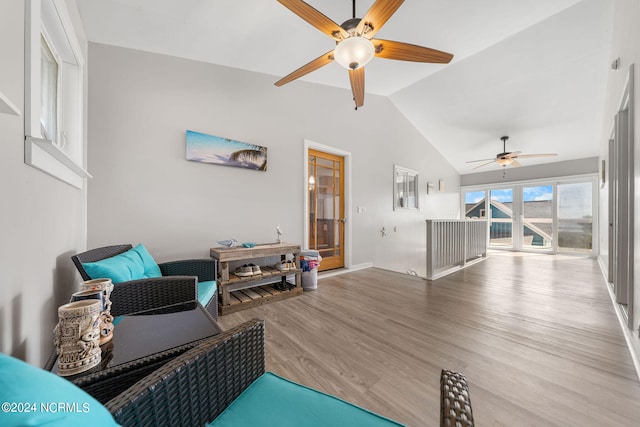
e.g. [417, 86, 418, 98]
[81, 244, 162, 284]
[197, 280, 217, 307]
[0, 353, 120, 426]
[208, 372, 406, 427]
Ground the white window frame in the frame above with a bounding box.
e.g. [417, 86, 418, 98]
[24, 0, 91, 189]
[461, 174, 598, 256]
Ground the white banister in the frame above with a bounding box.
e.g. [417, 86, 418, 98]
[426, 219, 487, 280]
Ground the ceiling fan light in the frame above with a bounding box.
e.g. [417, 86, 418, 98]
[496, 158, 512, 166]
[334, 36, 374, 70]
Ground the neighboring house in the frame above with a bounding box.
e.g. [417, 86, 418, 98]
[465, 200, 553, 247]
[466, 199, 593, 250]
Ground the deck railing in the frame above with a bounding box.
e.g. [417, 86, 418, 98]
[426, 219, 487, 280]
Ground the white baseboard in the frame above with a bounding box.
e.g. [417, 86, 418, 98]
[317, 262, 373, 280]
[606, 283, 640, 382]
[597, 255, 608, 280]
[348, 262, 373, 271]
[597, 255, 640, 381]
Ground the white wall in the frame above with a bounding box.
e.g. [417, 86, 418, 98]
[0, 0, 88, 366]
[86, 44, 460, 278]
[598, 0, 640, 348]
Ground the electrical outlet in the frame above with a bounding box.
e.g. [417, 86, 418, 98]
[357, 206, 366, 214]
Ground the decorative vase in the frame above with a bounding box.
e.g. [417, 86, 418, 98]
[70, 289, 105, 308]
[54, 300, 102, 376]
[81, 278, 115, 344]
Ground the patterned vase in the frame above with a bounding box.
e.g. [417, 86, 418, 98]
[81, 278, 115, 344]
[54, 300, 102, 376]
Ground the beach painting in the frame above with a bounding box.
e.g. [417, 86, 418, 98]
[186, 130, 267, 171]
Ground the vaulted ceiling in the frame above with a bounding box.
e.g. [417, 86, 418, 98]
[75, 0, 614, 174]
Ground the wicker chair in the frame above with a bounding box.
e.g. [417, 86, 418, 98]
[71, 244, 218, 319]
[107, 318, 265, 426]
[105, 318, 474, 427]
[441, 369, 475, 426]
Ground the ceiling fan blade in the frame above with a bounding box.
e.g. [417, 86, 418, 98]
[472, 160, 496, 170]
[510, 159, 522, 167]
[503, 151, 522, 158]
[275, 50, 335, 87]
[515, 153, 557, 158]
[372, 39, 454, 63]
[277, 0, 348, 41]
[349, 67, 365, 108]
[466, 158, 497, 163]
[357, 0, 405, 39]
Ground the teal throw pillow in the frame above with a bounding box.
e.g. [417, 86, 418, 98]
[0, 353, 120, 426]
[81, 244, 162, 284]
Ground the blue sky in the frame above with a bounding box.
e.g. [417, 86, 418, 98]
[523, 186, 553, 201]
[465, 186, 553, 203]
[465, 191, 485, 204]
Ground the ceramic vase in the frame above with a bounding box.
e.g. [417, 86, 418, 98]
[81, 278, 115, 344]
[54, 300, 102, 376]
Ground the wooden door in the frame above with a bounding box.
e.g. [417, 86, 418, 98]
[308, 149, 345, 271]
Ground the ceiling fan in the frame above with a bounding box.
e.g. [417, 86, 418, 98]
[274, 0, 454, 109]
[466, 136, 557, 170]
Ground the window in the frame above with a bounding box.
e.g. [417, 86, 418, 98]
[40, 35, 58, 142]
[557, 182, 593, 252]
[522, 185, 553, 250]
[394, 165, 419, 210]
[464, 191, 486, 218]
[489, 188, 514, 248]
[461, 176, 597, 255]
[24, 0, 90, 188]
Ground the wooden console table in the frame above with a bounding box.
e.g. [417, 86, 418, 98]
[210, 243, 302, 315]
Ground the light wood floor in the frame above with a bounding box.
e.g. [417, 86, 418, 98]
[217, 252, 640, 426]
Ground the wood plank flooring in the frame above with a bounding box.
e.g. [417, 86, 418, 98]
[217, 252, 640, 426]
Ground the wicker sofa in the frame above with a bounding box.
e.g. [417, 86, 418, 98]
[71, 244, 218, 320]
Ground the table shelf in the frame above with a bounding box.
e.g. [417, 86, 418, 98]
[220, 266, 302, 287]
[222, 283, 303, 315]
[210, 243, 302, 315]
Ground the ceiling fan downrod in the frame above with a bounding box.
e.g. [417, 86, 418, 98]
[501, 135, 508, 153]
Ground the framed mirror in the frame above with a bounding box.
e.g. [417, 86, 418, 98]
[394, 165, 419, 210]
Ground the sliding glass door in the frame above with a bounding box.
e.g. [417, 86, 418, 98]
[463, 177, 596, 255]
[522, 185, 553, 250]
[489, 188, 513, 248]
[557, 182, 593, 253]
